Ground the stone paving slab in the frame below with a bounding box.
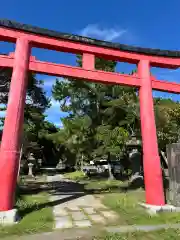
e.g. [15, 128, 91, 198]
[71, 211, 88, 221]
[53, 208, 68, 217]
[83, 207, 97, 215]
[55, 216, 73, 229]
[67, 206, 80, 211]
[90, 214, 106, 224]
[101, 210, 119, 219]
[75, 220, 92, 227]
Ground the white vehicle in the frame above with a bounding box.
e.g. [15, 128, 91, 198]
[82, 159, 123, 176]
[94, 160, 109, 173]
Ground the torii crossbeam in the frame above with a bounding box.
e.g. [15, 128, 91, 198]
[0, 19, 180, 215]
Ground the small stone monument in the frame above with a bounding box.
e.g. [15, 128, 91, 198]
[167, 143, 180, 206]
[141, 142, 180, 214]
[56, 159, 65, 170]
[38, 158, 42, 167]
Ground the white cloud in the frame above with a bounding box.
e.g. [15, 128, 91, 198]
[54, 122, 64, 128]
[50, 99, 60, 108]
[80, 24, 127, 42]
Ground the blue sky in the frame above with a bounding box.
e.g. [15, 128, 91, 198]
[1, 0, 180, 127]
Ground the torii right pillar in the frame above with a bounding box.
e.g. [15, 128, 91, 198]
[138, 59, 165, 206]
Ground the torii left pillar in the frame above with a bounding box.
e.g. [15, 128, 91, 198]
[0, 37, 30, 223]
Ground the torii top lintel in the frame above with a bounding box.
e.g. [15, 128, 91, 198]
[0, 19, 180, 69]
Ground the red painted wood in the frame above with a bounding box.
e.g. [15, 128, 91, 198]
[29, 60, 140, 86]
[0, 37, 30, 210]
[30, 60, 180, 93]
[152, 79, 180, 93]
[82, 53, 95, 70]
[138, 60, 165, 206]
[1, 54, 180, 93]
[0, 27, 179, 68]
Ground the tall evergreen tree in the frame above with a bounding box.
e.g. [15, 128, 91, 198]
[0, 67, 58, 169]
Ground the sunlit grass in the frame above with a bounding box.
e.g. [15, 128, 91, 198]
[95, 229, 180, 239]
[63, 171, 87, 181]
[0, 193, 53, 238]
[102, 191, 180, 225]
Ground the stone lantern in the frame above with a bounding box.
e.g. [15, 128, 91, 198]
[126, 133, 143, 182]
[126, 132, 141, 150]
[28, 153, 35, 177]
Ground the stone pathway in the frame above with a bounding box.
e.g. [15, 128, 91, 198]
[105, 223, 180, 233]
[51, 194, 119, 229]
[47, 175, 119, 229]
[11, 224, 180, 240]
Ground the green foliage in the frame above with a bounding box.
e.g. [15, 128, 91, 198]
[154, 98, 180, 150]
[51, 52, 180, 169]
[51, 55, 137, 168]
[0, 68, 58, 168]
[95, 125, 129, 157]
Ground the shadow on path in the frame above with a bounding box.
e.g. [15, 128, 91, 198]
[18, 175, 145, 218]
[18, 180, 87, 217]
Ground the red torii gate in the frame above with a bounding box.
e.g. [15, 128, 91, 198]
[0, 19, 180, 213]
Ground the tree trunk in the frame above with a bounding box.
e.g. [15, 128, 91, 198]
[108, 163, 115, 180]
[107, 153, 115, 180]
[81, 154, 84, 171]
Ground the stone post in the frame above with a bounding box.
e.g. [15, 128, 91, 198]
[28, 163, 34, 177]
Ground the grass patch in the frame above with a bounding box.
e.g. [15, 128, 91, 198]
[0, 192, 53, 238]
[63, 171, 123, 193]
[102, 190, 180, 225]
[85, 179, 123, 193]
[64, 171, 87, 181]
[95, 229, 180, 239]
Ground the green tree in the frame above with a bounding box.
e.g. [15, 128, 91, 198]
[0, 67, 59, 172]
[52, 56, 137, 177]
[51, 53, 180, 178]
